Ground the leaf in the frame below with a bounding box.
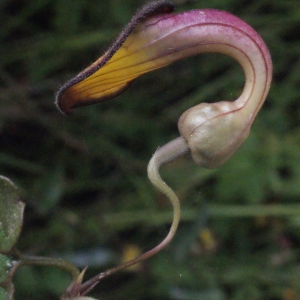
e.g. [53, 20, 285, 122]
[0, 176, 25, 253]
[0, 254, 13, 298]
[0, 254, 13, 283]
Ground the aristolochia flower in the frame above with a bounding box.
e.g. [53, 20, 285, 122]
[56, 1, 272, 297]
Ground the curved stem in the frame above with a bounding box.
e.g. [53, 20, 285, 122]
[7, 254, 80, 281]
[3, 253, 80, 300]
[147, 136, 189, 252]
[78, 137, 189, 296]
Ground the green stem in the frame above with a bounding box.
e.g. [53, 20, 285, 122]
[3, 253, 80, 300]
[7, 255, 79, 285]
[17, 255, 79, 278]
[78, 137, 189, 296]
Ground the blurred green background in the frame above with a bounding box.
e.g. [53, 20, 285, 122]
[1, 0, 300, 299]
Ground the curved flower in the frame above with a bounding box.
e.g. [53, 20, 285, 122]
[56, 3, 272, 116]
[56, 1, 272, 295]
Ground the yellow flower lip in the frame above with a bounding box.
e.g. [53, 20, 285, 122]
[55, 1, 272, 116]
[55, 0, 174, 114]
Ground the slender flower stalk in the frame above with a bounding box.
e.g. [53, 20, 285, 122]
[56, 1, 272, 297]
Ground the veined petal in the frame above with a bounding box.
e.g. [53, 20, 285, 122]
[56, 5, 272, 115]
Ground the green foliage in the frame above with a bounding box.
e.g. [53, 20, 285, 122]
[0, 176, 24, 253]
[0, 176, 23, 300]
[1, 0, 300, 299]
[0, 255, 13, 300]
